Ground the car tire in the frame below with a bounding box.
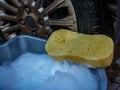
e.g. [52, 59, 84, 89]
[71, 0, 104, 34]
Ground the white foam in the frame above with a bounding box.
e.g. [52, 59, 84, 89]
[11, 53, 54, 90]
[8, 53, 99, 90]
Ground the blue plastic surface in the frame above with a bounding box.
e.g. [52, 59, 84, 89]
[0, 35, 107, 90]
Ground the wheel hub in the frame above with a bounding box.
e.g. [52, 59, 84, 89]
[25, 16, 36, 30]
[17, 5, 40, 32]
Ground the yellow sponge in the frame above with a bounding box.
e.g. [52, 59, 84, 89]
[46, 29, 114, 67]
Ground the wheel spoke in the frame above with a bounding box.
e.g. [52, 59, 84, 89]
[41, 0, 64, 16]
[0, 0, 17, 14]
[2, 25, 19, 33]
[35, 0, 44, 9]
[55, 0, 69, 10]
[20, 29, 31, 35]
[45, 27, 53, 34]
[38, 25, 52, 36]
[45, 18, 75, 26]
[9, 0, 21, 7]
[37, 26, 46, 37]
[0, 15, 17, 21]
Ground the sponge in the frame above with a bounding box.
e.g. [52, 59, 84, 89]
[46, 29, 114, 67]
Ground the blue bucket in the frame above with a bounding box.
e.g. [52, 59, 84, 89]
[0, 35, 107, 90]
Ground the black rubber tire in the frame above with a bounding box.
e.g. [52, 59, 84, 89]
[71, 0, 104, 34]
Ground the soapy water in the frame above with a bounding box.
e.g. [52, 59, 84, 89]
[11, 53, 55, 90]
[37, 71, 81, 90]
[37, 71, 98, 90]
[0, 53, 99, 90]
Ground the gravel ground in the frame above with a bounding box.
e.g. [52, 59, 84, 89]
[106, 61, 120, 90]
[106, 41, 120, 90]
